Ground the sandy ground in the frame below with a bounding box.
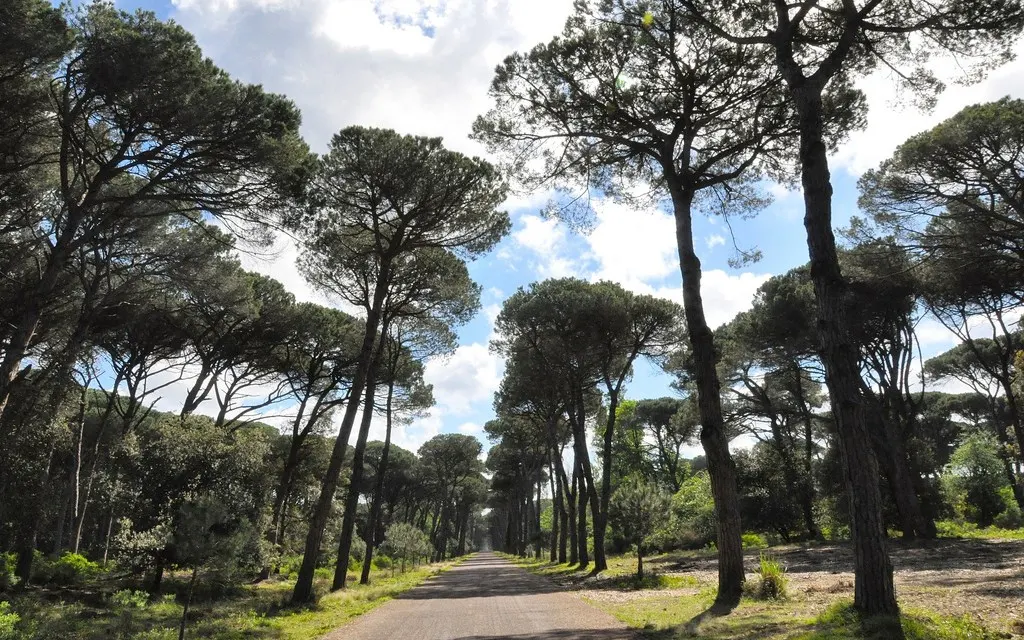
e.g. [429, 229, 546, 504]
[573, 538, 1024, 635]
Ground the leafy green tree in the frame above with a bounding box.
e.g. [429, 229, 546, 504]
[476, 0, 794, 603]
[609, 477, 671, 578]
[381, 522, 431, 573]
[925, 339, 1024, 507]
[678, 0, 1024, 616]
[417, 434, 485, 562]
[860, 98, 1024, 293]
[292, 127, 507, 602]
[942, 433, 1012, 527]
[0, 4, 311, 422]
[493, 278, 682, 573]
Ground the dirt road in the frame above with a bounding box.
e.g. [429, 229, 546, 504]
[324, 552, 635, 640]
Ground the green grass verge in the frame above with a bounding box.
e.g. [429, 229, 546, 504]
[6, 559, 460, 639]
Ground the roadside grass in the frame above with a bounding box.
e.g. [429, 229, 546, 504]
[934, 520, 1024, 541]
[505, 551, 1009, 640]
[6, 559, 459, 639]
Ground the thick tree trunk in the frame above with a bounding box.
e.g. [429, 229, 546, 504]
[668, 183, 744, 608]
[291, 274, 388, 604]
[794, 88, 898, 617]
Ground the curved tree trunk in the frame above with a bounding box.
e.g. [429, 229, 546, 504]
[333, 366, 381, 591]
[291, 273, 388, 604]
[668, 182, 744, 608]
[793, 87, 898, 617]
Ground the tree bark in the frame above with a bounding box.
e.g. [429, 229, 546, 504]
[668, 182, 744, 608]
[793, 87, 898, 617]
[574, 458, 589, 568]
[361, 375, 396, 584]
[333, 366, 381, 591]
[291, 270, 389, 604]
[566, 461, 578, 565]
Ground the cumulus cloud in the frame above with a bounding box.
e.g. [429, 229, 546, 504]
[705, 234, 726, 250]
[169, 0, 575, 155]
[833, 41, 1024, 176]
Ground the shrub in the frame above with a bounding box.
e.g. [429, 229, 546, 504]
[0, 554, 16, 592]
[111, 589, 148, 638]
[755, 553, 788, 600]
[994, 487, 1023, 530]
[0, 602, 18, 640]
[742, 533, 769, 549]
[671, 472, 717, 548]
[372, 555, 393, 570]
[941, 433, 1009, 527]
[46, 552, 103, 586]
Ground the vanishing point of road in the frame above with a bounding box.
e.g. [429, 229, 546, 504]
[324, 552, 635, 640]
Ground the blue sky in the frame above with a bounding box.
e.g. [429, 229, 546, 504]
[89, 0, 1024, 455]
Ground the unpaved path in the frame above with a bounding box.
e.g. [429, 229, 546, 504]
[324, 552, 634, 640]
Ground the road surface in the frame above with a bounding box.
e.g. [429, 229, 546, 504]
[324, 552, 635, 640]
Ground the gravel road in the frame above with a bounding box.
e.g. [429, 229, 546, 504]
[323, 552, 635, 640]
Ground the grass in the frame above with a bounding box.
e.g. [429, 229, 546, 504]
[5, 560, 459, 639]
[934, 520, 1024, 541]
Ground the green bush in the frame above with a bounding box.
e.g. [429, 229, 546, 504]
[742, 533, 769, 549]
[0, 554, 16, 592]
[755, 553, 788, 600]
[111, 589, 148, 637]
[0, 602, 19, 640]
[45, 552, 103, 586]
[670, 472, 717, 548]
[994, 487, 1023, 530]
[373, 555, 393, 570]
[941, 433, 1009, 527]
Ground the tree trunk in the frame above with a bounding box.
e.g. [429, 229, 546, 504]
[361, 375, 396, 585]
[794, 88, 898, 617]
[291, 273, 389, 604]
[668, 182, 744, 608]
[178, 565, 199, 640]
[333, 372, 380, 591]
[868, 399, 934, 539]
[566, 461, 578, 565]
[549, 451, 560, 562]
[575, 459, 589, 568]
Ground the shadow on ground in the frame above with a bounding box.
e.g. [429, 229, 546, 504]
[398, 555, 564, 600]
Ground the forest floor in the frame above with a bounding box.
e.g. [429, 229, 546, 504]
[507, 531, 1024, 639]
[4, 559, 460, 639]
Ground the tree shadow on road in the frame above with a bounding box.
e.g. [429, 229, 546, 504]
[455, 630, 636, 639]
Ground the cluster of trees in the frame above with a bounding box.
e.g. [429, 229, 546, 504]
[0, 0, 502, 615]
[475, 0, 1024, 618]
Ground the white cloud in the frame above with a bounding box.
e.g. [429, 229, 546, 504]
[422, 342, 502, 415]
[705, 234, 726, 250]
[169, 0, 575, 156]
[651, 271, 771, 329]
[587, 201, 678, 289]
[511, 214, 580, 278]
[833, 41, 1024, 176]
